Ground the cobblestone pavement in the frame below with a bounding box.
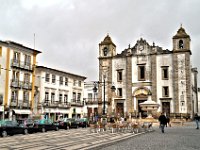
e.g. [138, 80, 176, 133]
[0, 127, 146, 150]
[0, 122, 198, 150]
[99, 122, 200, 150]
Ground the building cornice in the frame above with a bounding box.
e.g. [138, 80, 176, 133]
[36, 66, 87, 80]
[0, 40, 41, 54]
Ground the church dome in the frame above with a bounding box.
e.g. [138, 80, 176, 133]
[173, 26, 190, 39]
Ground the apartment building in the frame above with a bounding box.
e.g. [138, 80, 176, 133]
[0, 40, 41, 119]
[83, 82, 98, 120]
[35, 66, 86, 121]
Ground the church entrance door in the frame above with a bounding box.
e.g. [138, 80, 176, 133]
[162, 102, 170, 116]
[116, 103, 124, 117]
[138, 100, 147, 118]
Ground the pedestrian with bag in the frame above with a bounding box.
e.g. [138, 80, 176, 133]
[158, 113, 167, 133]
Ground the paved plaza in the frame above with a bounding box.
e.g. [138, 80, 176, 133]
[99, 121, 200, 150]
[0, 127, 145, 150]
[0, 121, 199, 150]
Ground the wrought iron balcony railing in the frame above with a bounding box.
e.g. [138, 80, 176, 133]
[10, 100, 18, 107]
[10, 79, 21, 88]
[10, 79, 32, 90]
[58, 102, 71, 108]
[42, 100, 71, 108]
[96, 98, 111, 105]
[22, 101, 30, 108]
[23, 82, 32, 90]
[10, 99, 30, 108]
[71, 99, 84, 106]
[11, 59, 33, 71]
[84, 98, 99, 104]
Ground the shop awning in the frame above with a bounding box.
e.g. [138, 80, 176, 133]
[13, 109, 32, 115]
[43, 108, 69, 114]
[0, 106, 4, 112]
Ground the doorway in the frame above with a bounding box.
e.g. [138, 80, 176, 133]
[87, 107, 92, 118]
[138, 100, 147, 118]
[94, 108, 98, 116]
[116, 103, 124, 117]
[162, 102, 170, 116]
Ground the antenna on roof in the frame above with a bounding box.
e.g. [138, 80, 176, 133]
[34, 33, 35, 50]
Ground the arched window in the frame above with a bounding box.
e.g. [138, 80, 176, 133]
[103, 47, 108, 56]
[179, 40, 184, 49]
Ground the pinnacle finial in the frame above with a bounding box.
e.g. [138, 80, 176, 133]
[153, 42, 155, 47]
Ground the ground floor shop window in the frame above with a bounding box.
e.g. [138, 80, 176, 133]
[72, 113, 80, 118]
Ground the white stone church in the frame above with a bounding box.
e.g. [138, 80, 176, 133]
[95, 26, 198, 119]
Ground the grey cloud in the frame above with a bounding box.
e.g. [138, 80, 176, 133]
[0, 0, 200, 83]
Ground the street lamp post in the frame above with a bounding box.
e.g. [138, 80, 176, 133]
[93, 80, 116, 119]
[103, 78, 106, 116]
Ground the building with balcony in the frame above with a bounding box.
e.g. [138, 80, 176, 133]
[35, 66, 86, 121]
[0, 40, 41, 119]
[83, 82, 99, 120]
[97, 26, 199, 119]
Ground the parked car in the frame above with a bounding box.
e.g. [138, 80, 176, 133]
[58, 118, 79, 129]
[17, 119, 34, 127]
[0, 120, 29, 137]
[16, 118, 35, 133]
[67, 118, 80, 128]
[77, 118, 89, 128]
[57, 118, 71, 130]
[33, 119, 59, 132]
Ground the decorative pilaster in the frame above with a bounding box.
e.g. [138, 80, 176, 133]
[151, 54, 157, 102]
[185, 52, 192, 114]
[173, 54, 179, 112]
[126, 55, 132, 113]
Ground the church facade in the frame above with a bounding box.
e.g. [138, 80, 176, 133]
[97, 26, 198, 118]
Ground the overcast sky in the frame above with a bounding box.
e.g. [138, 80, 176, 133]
[1, 0, 200, 83]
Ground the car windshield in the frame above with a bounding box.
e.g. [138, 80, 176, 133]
[47, 119, 53, 124]
[38, 119, 47, 124]
[68, 118, 75, 121]
[0, 120, 6, 126]
[79, 118, 87, 121]
[63, 118, 70, 122]
[17, 119, 25, 124]
[17, 119, 34, 126]
[2, 120, 18, 126]
[34, 120, 40, 124]
[26, 119, 34, 124]
[35, 119, 53, 124]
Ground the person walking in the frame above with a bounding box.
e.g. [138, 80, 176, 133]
[158, 113, 167, 133]
[194, 113, 199, 129]
[166, 115, 171, 127]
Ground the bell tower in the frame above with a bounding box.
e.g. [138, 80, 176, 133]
[172, 25, 191, 52]
[99, 34, 116, 58]
[172, 25, 192, 115]
[98, 34, 116, 115]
